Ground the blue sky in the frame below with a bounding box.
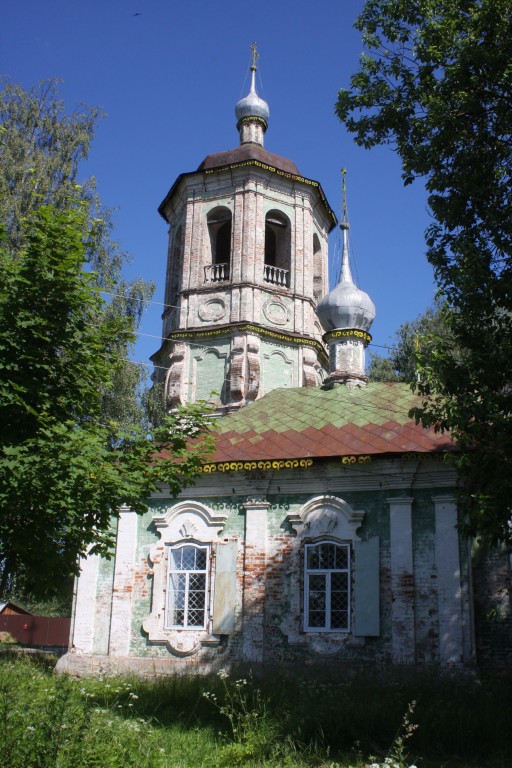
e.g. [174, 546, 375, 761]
[2, 0, 435, 370]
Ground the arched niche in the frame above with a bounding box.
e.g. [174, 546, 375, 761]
[193, 347, 228, 404]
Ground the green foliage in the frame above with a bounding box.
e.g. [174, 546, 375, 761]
[0, 80, 207, 599]
[0, 207, 213, 597]
[368, 302, 449, 383]
[0, 78, 117, 279]
[337, 0, 512, 543]
[0, 77, 156, 440]
[203, 672, 280, 765]
[1, 657, 512, 767]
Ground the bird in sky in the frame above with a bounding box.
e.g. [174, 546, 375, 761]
[132, 12, 142, 16]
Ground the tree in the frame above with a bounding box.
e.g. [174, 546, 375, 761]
[0, 206, 213, 598]
[369, 302, 449, 383]
[0, 79, 154, 436]
[337, 0, 512, 543]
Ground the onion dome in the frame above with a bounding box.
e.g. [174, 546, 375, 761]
[316, 247, 376, 333]
[235, 43, 269, 132]
[317, 173, 375, 334]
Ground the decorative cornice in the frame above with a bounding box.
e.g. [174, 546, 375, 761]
[341, 455, 372, 465]
[167, 322, 328, 363]
[204, 159, 337, 227]
[236, 115, 268, 130]
[324, 328, 372, 344]
[199, 459, 314, 474]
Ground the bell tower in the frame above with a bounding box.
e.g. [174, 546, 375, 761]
[152, 47, 337, 411]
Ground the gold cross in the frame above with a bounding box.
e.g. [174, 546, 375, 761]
[250, 42, 259, 70]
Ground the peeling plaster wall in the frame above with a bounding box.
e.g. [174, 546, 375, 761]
[59, 459, 487, 677]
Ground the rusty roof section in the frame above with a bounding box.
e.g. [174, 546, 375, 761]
[197, 144, 300, 175]
[209, 383, 453, 463]
[158, 146, 337, 230]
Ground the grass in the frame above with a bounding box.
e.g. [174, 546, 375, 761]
[0, 653, 511, 767]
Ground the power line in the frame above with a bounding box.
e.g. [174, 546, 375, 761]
[97, 289, 398, 353]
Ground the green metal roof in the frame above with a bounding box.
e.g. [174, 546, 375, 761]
[210, 382, 453, 463]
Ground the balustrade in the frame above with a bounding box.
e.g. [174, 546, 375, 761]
[263, 264, 289, 287]
[204, 263, 229, 282]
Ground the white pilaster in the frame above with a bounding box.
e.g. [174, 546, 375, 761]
[71, 552, 99, 653]
[433, 495, 464, 664]
[242, 499, 269, 662]
[388, 497, 415, 663]
[109, 507, 137, 657]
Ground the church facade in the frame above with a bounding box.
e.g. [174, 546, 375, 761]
[58, 53, 487, 678]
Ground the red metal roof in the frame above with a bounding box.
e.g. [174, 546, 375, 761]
[209, 383, 453, 463]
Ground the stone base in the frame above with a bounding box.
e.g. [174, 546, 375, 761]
[55, 651, 223, 679]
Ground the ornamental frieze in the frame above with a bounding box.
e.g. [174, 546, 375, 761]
[199, 459, 314, 473]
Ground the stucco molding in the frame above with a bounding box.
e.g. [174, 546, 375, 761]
[280, 494, 367, 651]
[287, 494, 365, 541]
[142, 501, 226, 654]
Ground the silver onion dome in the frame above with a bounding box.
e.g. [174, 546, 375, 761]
[235, 44, 269, 126]
[317, 225, 376, 333]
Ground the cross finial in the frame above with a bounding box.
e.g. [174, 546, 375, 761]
[250, 42, 259, 71]
[340, 168, 350, 231]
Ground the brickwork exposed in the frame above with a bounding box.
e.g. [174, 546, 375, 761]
[57, 75, 511, 679]
[153, 161, 333, 409]
[59, 458, 486, 677]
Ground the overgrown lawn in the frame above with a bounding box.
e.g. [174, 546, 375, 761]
[0, 654, 510, 767]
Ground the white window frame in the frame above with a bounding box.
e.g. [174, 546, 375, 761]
[304, 540, 351, 633]
[166, 543, 210, 630]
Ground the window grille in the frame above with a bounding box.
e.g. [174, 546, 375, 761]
[304, 541, 350, 632]
[167, 544, 209, 629]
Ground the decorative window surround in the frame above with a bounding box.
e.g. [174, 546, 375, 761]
[287, 494, 365, 540]
[282, 495, 375, 654]
[142, 501, 227, 656]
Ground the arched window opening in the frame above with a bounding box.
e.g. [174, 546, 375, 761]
[206, 207, 231, 282]
[167, 225, 183, 306]
[264, 210, 290, 288]
[163, 225, 184, 336]
[313, 233, 323, 300]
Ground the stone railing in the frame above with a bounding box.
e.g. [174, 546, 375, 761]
[204, 263, 229, 282]
[263, 265, 289, 287]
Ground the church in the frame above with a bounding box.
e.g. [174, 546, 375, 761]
[58, 51, 483, 677]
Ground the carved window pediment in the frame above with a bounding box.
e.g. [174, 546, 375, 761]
[142, 502, 228, 655]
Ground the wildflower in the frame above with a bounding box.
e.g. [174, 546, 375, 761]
[217, 669, 229, 679]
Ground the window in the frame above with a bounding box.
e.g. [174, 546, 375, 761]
[167, 544, 209, 629]
[264, 210, 290, 287]
[206, 207, 232, 281]
[312, 233, 323, 299]
[304, 541, 350, 632]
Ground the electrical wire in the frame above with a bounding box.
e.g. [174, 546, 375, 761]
[97, 289, 399, 353]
